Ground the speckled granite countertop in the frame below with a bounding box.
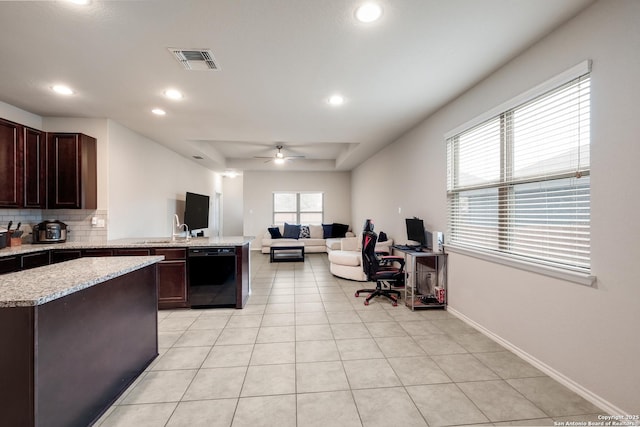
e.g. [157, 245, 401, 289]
[0, 256, 164, 308]
[0, 236, 254, 258]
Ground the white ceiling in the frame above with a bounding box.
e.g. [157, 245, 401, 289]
[0, 0, 594, 173]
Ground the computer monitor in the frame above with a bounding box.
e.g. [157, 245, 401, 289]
[184, 191, 210, 231]
[405, 218, 426, 247]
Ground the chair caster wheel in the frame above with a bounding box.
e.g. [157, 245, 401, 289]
[354, 292, 359, 297]
[364, 300, 370, 306]
[392, 302, 398, 307]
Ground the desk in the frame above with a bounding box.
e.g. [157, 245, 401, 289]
[392, 246, 447, 311]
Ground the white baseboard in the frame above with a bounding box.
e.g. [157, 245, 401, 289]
[446, 306, 630, 418]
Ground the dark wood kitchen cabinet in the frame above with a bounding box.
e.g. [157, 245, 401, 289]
[47, 132, 97, 209]
[0, 255, 21, 274]
[20, 250, 50, 270]
[154, 248, 189, 309]
[0, 118, 22, 208]
[0, 120, 46, 209]
[23, 127, 46, 208]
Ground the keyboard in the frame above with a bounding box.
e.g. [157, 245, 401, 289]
[393, 245, 421, 251]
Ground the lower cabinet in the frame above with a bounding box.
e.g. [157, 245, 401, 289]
[51, 250, 82, 264]
[21, 251, 50, 270]
[0, 256, 21, 274]
[0, 251, 50, 273]
[154, 248, 188, 309]
[112, 247, 188, 309]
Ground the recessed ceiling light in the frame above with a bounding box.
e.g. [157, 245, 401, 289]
[152, 108, 166, 116]
[327, 94, 345, 106]
[52, 85, 74, 95]
[164, 89, 183, 100]
[355, 2, 383, 23]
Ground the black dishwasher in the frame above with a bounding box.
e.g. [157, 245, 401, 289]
[188, 247, 237, 308]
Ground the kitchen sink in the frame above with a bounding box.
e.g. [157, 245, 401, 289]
[135, 239, 173, 244]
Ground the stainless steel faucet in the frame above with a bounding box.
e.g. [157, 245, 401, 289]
[172, 214, 190, 241]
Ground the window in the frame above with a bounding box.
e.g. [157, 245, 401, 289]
[273, 192, 323, 225]
[446, 66, 591, 277]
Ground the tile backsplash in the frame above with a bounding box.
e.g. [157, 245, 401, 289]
[0, 209, 108, 243]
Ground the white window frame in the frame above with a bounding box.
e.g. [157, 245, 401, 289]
[272, 192, 324, 225]
[445, 61, 595, 286]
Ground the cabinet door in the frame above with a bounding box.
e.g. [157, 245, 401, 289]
[50, 249, 83, 264]
[21, 251, 50, 270]
[154, 248, 187, 260]
[23, 127, 46, 208]
[83, 249, 114, 257]
[47, 133, 97, 209]
[157, 260, 188, 309]
[0, 256, 21, 274]
[0, 119, 22, 208]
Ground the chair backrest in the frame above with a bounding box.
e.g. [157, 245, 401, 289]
[361, 230, 379, 280]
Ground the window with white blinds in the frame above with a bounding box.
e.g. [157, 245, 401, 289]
[273, 192, 324, 225]
[446, 71, 591, 276]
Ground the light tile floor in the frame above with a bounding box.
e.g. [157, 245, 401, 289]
[96, 252, 604, 427]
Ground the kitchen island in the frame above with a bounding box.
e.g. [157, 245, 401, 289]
[0, 256, 163, 427]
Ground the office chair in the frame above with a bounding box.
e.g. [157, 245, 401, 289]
[355, 220, 405, 306]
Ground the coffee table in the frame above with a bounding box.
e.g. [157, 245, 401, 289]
[270, 241, 305, 262]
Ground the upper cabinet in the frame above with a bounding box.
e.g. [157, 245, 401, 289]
[0, 119, 22, 208]
[23, 127, 46, 209]
[47, 133, 97, 209]
[0, 116, 97, 210]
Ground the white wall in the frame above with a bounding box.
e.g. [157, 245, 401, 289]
[352, 0, 640, 415]
[243, 171, 351, 249]
[222, 175, 244, 236]
[0, 100, 42, 130]
[107, 120, 220, 240]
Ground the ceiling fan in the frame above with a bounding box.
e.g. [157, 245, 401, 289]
[254, 145, 305, 164]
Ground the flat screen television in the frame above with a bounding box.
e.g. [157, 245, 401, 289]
[184, 192, 210, 231]
[405, 217, 428, 248]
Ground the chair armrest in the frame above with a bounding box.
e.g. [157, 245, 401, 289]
[379, 255, 405, 269]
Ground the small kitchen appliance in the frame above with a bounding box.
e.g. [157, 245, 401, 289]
[33, 220, 69, 243]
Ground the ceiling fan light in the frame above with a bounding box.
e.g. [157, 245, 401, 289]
[274, 158, 285, 165]
[276, 152, 284, 159]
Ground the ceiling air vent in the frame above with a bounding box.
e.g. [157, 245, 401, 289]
[168, 48, 219, 71]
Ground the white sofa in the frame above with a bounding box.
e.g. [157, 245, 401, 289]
[328, 235, 394, 281]
[261, 224, 355, 254]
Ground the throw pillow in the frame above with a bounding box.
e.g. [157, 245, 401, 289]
[268, 227, 282, 239]
[331, 223, 349, 238]
[283, 223, 301, 239]
[322, 223, 333, 239]
[309, 224, 323, 239]
[299, 225, 310, 238]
